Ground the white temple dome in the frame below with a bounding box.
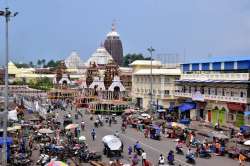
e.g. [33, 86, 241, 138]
[65, 51, 85, 69]
[85, 45, 113, 67]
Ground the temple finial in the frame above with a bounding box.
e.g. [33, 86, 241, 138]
[111, 20, 116, 31]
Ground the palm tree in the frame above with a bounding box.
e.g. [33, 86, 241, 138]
[41, 59, 46, 68]
[37, 59, 42, 68]
[29, 61, 33, 67]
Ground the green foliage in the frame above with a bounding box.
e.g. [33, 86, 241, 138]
[122, 53, 152, 67]
[15, 63, 30, 68]
[28, 77, 53, 91]
[45, 60, 61, 68]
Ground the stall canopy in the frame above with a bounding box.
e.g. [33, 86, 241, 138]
[0, 137, 13, 145]
[8, 110, 18, 121]
[157, 109, 165, 113]
[179, 102, 196, 112]
[244, 111, 250, 116]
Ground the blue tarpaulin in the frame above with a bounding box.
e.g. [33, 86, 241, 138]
[179, 103, 196, 112]
[244, 111, 250, 116]
[0, 137, 13, 145]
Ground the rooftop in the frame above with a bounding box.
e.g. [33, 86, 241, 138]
[134, 68, 181, 75]
[130, 60, 162, 66]
[184, 55, 250, 64]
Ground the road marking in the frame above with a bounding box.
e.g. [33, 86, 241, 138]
[103, 126, 192, 166]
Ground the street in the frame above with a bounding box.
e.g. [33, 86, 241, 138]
[54, 106, 242, 166]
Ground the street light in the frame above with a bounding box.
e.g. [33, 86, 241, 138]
[147, 47, 155, 113]
[0, 7, 18, 166]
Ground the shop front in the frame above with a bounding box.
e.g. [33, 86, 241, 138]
[227, 102, 246, 127]
[178, 102, 196, 120]
[211, 107, 226, 126]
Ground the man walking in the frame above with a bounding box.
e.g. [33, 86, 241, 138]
[91, 128, 96, 141]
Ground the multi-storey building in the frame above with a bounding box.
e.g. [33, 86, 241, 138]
[131, 60, 181, 110]
[175, 58, 250, 126]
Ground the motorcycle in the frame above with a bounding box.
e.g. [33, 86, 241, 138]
[199, 151, 211, 158]
[186, 153, 196, 164]
[176, 147, 184, 155]
[36, 154, 50, 165]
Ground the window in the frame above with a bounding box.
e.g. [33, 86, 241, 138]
[240, 91, 244, 98]
[189, 87, 191, 93]
[164, 90, 169, 95]
[208, 88, 210, 95]
[222, 89, 225, 96]
[231, 91, 234, 97]
[215, 88, 217, 95]
[201, 87, 204, 94]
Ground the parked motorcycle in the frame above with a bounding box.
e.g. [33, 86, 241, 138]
[186, 153, 196, 164]
[176, 147, 184, 155]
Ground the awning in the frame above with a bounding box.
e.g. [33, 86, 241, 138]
[244, 111, 250, 116]
[157, 109, 165, 113]
[179, 103, 196, 112]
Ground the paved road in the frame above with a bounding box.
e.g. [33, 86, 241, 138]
[56, 107, 243, 166]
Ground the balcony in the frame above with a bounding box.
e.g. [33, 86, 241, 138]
[181, 73, 249, 81]
[174, 92, 247, 103]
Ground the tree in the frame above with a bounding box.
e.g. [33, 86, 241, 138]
[122, 53, 152, 67]
[37, 59, 42, 67]
[41, 59, 46, 68]
[29, 61, 34, 67]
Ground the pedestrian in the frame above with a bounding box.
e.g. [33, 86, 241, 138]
[132, 154, 139, 166]
[141, 150, 146, 166]
[128, 146, 133, 158]
[91, 128, 96, 141]
[239, 152, 246, 166]
[158, 154, 165, 165]
[109, 117, 112, 127]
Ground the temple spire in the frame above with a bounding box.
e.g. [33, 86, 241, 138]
[111, 20, 116, 31]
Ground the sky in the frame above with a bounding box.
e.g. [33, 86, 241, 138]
[0, 0, 250, 65]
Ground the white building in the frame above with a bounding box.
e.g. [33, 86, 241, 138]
[131, 60, 181, 110]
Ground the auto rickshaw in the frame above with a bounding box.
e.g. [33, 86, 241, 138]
[102, 135, 123, 158]
[149, 125, 161, 140]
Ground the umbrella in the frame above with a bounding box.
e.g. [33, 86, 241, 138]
[154, 119, 166, 125]
[169, 122, 186, 129]
[79, 136, 86, 141]
[46, 161, 68, 166]
[124, 109, 136, 114]
[244, 140, 250, 146]
[65, 124, 79, 130]
[208, 131, 229, 139]
[141, 113, 151, 118]
[39, 128, 54, 134]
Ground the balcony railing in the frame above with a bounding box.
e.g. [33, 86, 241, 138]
[174, 92, 247, 103]
[181, 73, 249, 81]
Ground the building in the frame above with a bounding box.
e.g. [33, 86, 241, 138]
[174, 58, 250, 126]
[104, 23, 123, 66]
[131, 60, 181, 110]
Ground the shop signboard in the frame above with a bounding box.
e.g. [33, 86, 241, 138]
[192, 91, 205, 102]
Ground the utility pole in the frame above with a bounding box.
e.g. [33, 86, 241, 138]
[147, 47, 155, 113]
[0, 7, 18, 166]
